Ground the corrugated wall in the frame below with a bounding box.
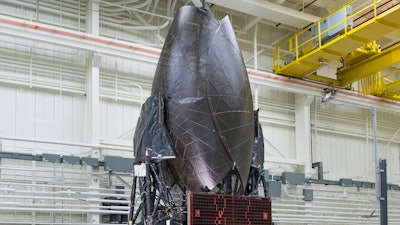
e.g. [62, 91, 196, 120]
[0, 0, 399, 224]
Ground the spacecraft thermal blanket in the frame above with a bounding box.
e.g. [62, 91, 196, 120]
[134, 6, 254, 194]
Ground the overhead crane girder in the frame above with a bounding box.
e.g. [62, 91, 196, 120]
[273, 1, 400, 85]
[337, 42, 400, 86]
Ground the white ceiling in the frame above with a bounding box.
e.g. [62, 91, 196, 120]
[195, 0, 320, 28]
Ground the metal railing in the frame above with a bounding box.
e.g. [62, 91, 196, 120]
[273, 0, 398, 74]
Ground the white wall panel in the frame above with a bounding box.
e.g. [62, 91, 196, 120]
[0, 84, 85, 154]
[311, 101, 400, 183]
[0, 1, 399, 224]
[382, 144, 400, 183]
[314, 132, 366, 180]
[99, 99, 139, 140]
[15, 87, 36, 138]
[315, 131, 400, 183]
[99, 99, 140, 158]
[264, 124, 296, 159]
[0, 85, 16, 136]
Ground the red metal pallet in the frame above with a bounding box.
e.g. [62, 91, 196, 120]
[188, 193, 272, 225]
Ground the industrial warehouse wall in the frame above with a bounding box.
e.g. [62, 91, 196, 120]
[4, 81, 398, 183]
[312, 103, 400, 183]
[0, 0, 400, 224]
[0, 84, 140, 157]
[0, 157, 132, 224]
[256, 87, 400, 184]
[0, 85, 85, 154]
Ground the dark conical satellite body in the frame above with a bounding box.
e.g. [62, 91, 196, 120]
[134, 6, 254, 194]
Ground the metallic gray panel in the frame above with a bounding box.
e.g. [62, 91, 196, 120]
[62, 155, 80, 164]
[81, 157, 98, 166]
[266, 181, 281, 198]
[42, 154, 60, 163]
[282, 172, 305, 185]
[339, 178, 353, 187]
[104, 156, 133, 173]
[303, 189, 313, 201]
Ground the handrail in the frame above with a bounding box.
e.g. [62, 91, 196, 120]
[274, 1, 355, 72]
[273, 0, 397, 75]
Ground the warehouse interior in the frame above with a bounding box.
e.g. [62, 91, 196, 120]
[0, 0, 400, 224]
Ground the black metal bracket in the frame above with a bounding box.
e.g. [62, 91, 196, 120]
[312, 162, 324, 181]
[379, 159, 388, 225]
[201, 0, 206, 9]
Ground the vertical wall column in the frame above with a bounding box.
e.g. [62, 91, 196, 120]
[295, 94, 313, 176]
[86, 0, 99, 35]
[85, 56, 100, 146]
[87, 166, 101, 224]
[84, 0, 100, 146]
[86, 1, 101, 224]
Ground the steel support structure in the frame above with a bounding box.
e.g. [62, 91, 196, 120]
[129, 155, 183, 225]
[379, 159, 388, 225]
[338, 42, 400, 86]
[370, 107, 388, 225]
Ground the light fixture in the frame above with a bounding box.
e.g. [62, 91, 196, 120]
[321, 87, 337, 103]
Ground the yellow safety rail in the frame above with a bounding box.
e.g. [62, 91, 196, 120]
[273, 0, 400, 80]
[375, 69, 400, 101]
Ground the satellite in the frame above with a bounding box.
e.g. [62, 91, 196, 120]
[129, 5, 269, 225]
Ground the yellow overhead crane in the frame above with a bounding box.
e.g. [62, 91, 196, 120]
[273, 0, 400, 100]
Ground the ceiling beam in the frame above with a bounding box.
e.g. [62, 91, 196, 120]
[0, 15, 159, 64]
[248, 69, 400, 112]
[205, 0, 320, 28]
[239, 17, 262, 34]
[191, 0, 203, 7]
